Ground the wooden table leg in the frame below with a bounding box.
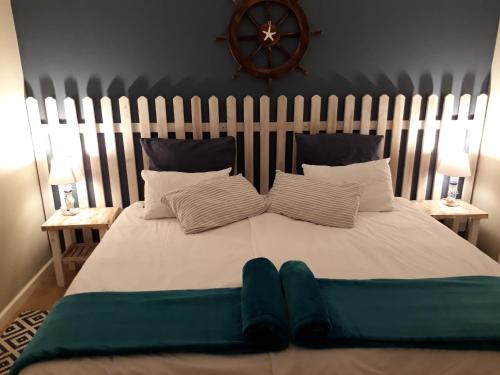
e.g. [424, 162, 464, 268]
[63, 229, 76, 271]
[466, 218, 480, 246]
[451, 218, 461, 233]
[98, 229, 107, 240]
[444, 218, 461, 233]
[48, 231, 65, 287]
[83, 228, 93, 243]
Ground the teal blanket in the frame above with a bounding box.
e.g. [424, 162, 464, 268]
[10, 258, 288, 375]
[12, 258, 500, 375]
[281, 260, 500, 350]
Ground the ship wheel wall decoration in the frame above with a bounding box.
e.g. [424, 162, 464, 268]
[217, 0, 321, 87]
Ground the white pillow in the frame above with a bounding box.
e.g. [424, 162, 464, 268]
[141, 168, 231, 219]
[302, 159, 394, 212]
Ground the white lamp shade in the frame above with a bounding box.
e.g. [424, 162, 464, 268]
[48, 157, 84, 185]
[437, 151, 471, 177]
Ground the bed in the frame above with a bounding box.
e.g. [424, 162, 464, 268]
[21, 198, 500, 375]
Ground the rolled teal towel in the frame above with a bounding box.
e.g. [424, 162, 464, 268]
[280, 260, 331, 346]
[241, 258, 289, 351]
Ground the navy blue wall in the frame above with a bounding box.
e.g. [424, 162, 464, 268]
[11, 0, 500, 122]
[10, 0, 500, 203]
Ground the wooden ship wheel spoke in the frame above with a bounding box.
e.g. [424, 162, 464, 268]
[264, 1, 271, 21]
[217, 0, 320, 88]
[246, 11, 260, 28]
[275, 7, 291, 27]
[236, 35, 259, 41]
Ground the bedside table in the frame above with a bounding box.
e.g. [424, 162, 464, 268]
[41, 207, 121, 287]
[413, 200, 488, 246]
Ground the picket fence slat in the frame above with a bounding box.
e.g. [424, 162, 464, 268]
[63, 98, 90, 209]
[310, 95, 321, 135]
[292, 95, 305, 174]
[173, 96, 185, 140]
[138, 97, 151, 170]
[376, 95, 389, 159]
[326, 95, 338, 134]
[390, 95, 405, 191]
[432, 94, 455, 200]
[191, 96, 203, 140]
[45, 98, 67, 210]
[118, 96, 139, 204]
[101, 97, 122, 208]
[417, 95, 439, 201]
[360, 95, 372, 135]
[259, 96, 270, 194]
[209, 96, 220, 139]
[457, 95, 471, 150]
[226, 96, 237, 173]
[344, 95, 355, 133]
[276, 95, 287, 172]
[26, 98, 55, 218]
[401, 95, 422, 199]
[462, 94, 488, 202]
[244, 96, 254, 184]
[82, 98, 105, 209]
[155, 97, 168, 139]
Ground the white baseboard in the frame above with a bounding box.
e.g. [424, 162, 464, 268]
[0, 259, 53, 330]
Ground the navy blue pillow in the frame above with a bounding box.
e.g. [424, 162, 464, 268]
[295, 133, 383, 174]
[140, 137, 235, 173]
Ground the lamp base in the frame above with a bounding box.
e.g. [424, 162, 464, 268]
[443, 177, 461, 207]
[61, 189, 78, 215]
[442, 197, 460, 207]
[61, 207, 79, 216]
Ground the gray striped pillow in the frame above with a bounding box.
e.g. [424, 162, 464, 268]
[267, 171, 363, 228]
[162, 174, 269, 234]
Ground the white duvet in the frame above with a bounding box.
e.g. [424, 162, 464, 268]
[23, 199, 500, 375]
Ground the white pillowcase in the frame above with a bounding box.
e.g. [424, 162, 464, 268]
[141, 168, 231, 219]
[302, 159, 394, 212]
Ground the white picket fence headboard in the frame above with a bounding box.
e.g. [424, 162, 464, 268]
[25, 93, 487, 222]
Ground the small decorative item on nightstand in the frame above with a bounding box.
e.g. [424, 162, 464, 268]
[437, 151, 471, 207]
[48, 156, 84, 216]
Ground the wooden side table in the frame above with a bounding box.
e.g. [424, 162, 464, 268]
[413, 200, 488, 245]
[41, 207, 121, 287]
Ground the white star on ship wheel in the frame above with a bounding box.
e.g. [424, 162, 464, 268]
[262, 21, 276, 41]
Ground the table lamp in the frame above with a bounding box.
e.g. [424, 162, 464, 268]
[437, 151, 471, 207]
[48, 156, 84, 216]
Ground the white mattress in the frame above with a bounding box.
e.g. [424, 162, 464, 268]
[23, 198, 500, 375]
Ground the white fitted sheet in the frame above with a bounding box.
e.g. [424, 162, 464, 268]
[23, 198, 500, 375]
